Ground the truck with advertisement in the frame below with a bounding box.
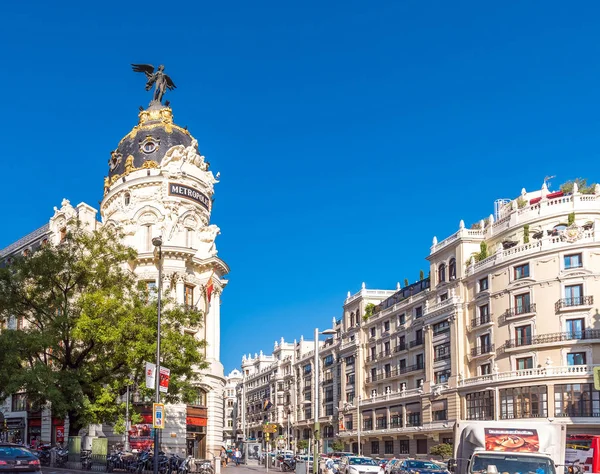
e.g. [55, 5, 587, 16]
[565, 434, 600, 473]
[449, 421, 566, 474]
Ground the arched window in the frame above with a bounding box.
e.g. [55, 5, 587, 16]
[350, 312, 355, 327]
[124, 192, 131, 206]
[449, 258, 456, 280]
[438, 263, 446, 283]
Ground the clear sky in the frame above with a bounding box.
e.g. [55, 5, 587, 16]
[2, 1, 600, 373]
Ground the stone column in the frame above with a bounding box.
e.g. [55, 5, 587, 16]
[175, 275, 185, 305]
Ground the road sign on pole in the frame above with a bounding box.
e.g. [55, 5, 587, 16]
[153, 403, 165, 429]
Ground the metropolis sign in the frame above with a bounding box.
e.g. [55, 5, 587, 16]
[168, 183, 210, 210]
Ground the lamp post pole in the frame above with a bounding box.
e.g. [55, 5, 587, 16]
[125, 383, 131, 452]
[357, 396, 361, 456]
[313, 328, 320, 474]
[152, 237, 163, 474]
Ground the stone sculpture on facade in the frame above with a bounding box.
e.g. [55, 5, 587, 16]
[196, 224, 220, 259]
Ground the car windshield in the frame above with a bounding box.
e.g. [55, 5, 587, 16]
[349, 457, 378, 466]
[471, 454, 556, 474]
[0, 447, 33, 457]
[404, 461, 442, 470]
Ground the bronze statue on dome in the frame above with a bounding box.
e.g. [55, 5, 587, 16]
[131, 64, 176, 106]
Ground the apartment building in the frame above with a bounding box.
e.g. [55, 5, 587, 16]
[223, 370, 242, 448]
[236, 181, 600, 458]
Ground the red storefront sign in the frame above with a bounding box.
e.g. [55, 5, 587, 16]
[55, 426, 65, 444]
[28, 419, 41, 427]
[186, 416, 207, 427]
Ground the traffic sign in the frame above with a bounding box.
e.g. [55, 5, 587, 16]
[263, 423, 278, 433]
[594, 367, 600, 390]
[153, 403, 165, 429]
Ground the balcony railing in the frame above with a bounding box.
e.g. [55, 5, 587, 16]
[366, 354, 377, 363]
[409, 338, 424, 348]
[459, 364, 593, 386]
[556, 296, 594, 311]
[504, 303, 537, 318]
[390, 418, 402, 428]
[376, 420, 388, 429]
[394, 343, 407, 352]
[471, 344, 495, 357]
[432, 409, 448, 421]
[406, 415, 422, 427]
[379, 350, 392, 359]
[324, 397, 334, 403]
[470, 314, 492, 329]
[504, 329, 600, 349]
[365, 363, 424, 382]
[434, 353, 451, 362]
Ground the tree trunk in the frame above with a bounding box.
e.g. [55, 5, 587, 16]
[68, 410, 84, 437]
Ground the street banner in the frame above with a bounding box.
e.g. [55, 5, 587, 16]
[145, 363, 170, 393]
[153, 403, 165, 429]
[159, 367, 170, 393]
[145, 362, 155, 389]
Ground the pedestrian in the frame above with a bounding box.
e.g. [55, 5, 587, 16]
[234, 448, 241, 466]
[221, 448, 228, 468]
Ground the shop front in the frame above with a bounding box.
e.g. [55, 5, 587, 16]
[186, 407, 207, 458]
[27, 416, 41, 447]
[4, 418, 25, 444]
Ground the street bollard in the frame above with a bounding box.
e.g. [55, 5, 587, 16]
[215, 456, 221, 474]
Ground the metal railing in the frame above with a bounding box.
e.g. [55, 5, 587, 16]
[555, 296, 594, 311]
[394, 343, 407, 352]
[470, 314, 492, 329]
[471, 344, 495, 357]
[504, 303, 537, 318]
[409, 338, 424, 348]
[434, 353, 451, 362]
[504, 329, 600, 349]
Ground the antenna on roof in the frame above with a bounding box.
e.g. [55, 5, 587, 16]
[544, 175, 556, 190]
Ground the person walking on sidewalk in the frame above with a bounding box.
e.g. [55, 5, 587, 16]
[234, 448, 241, 466]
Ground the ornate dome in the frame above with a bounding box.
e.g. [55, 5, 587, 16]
[107, 106, 193, 180]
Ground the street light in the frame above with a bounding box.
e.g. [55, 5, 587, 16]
[313, 328, 336, 474]
[152, 236, 163, 474]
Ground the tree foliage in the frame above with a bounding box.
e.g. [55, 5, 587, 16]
[296, 440, 309, 451]
[561, 178, 597, 195]
[331, 439, 345, 452]
[430, 443, 453, 460]
[0, 222, 208, 436]
[362, 303, 376, 322]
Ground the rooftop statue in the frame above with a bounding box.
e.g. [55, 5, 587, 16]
[131, 64, 176, 107]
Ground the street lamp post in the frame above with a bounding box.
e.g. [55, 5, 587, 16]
[343, 395, 361, 456]
[152, 236, 163, 474]
[313, 328, 336, 474]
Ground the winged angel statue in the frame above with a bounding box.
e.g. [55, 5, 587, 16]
[131, 64, 176, 106]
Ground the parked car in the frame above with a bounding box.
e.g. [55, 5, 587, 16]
[384, 459, 400, 474]
[0, 444, 41, 473]
[338, 456, 383, 474]
[392, 459, 447, 474]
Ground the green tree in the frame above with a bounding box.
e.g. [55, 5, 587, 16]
[523, 224, 530, 244]
[568, 212, 576, 226]
[430, 443, 453, 460]
[419, 270, 424, 281]
[297, 440, 309, 452]
[404, 278, 409, 287]
[0, 223, 208, 436]
[363, 303, 376, 322]
[331, 438, 345, 452]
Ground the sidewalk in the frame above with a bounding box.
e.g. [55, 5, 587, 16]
[42, 460, 272, 474]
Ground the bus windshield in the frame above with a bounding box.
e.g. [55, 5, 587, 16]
[471, 453, 556, 474]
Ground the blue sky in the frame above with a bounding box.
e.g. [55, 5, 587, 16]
[2, 1, 600, 373]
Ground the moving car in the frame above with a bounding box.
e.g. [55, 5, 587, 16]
[338, 456, 383, 474]
[0, 444, 41, 473]
[384, 459, 400, 474]
[392, 460, 446, 474]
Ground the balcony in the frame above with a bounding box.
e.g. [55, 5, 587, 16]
[471, 344, 495, 358]
[323, 376, 334, 385]
[432, 409, 448, 421]
[434, 353, 451, 362]
[379, 350, 393, 359]
[409, 338, 424, 348]
[469, 314, 493, 331]
[366, 354, 378, 363]
[555, 296, 594, 312]
[394, 343, 407, 352]
[399, 363, 424, 374]
[459, 364, 594, 387]
[504, 303, 537, 320]
[504, 329, 600, 350]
